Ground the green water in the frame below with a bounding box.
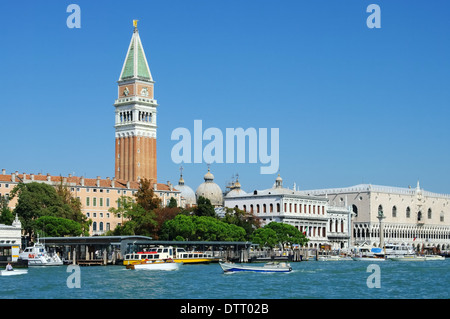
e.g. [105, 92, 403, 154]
[1, 259, 448, 299]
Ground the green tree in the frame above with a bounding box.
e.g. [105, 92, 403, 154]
[35, 215, 82, 237]
[108, 196, 158, 237]
[10, 182, 90, 237]
[264, 222, 309, 247]
[194, 196, 216, 217]
[168, 197, 178, 208]
[159, 214, 246, 241]
[251, 227, 278, 248]
[0, 195, 14, 225]
[222, 207, 261, 239]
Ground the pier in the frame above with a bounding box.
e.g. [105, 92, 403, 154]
[40, 236, 254, 266]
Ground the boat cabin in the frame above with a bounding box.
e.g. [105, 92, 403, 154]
[123, 246, 174, 265]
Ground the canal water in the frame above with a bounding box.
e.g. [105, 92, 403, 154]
[1, 259, 448, 299]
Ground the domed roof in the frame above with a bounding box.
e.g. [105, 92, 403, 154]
[196, 168, 223, 206]
[177, 175, 196, 206]
[225, 178, 247, 197]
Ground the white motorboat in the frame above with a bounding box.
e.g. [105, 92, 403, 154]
[126, 259, 181, 271]
[351, 245, 385, 261]
[19, 241, 63, 266]
[1, 269, 28, 276]
[424, 255, 445, 261]
[389, 255, 426, 262]
[351, 256, 386, 261]
[219, 261, 292, 273]
[318, 255, 342, 261]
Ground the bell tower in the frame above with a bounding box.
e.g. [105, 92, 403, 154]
[114, 20, 157, 182]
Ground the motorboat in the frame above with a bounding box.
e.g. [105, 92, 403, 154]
[424, 255, 445, 261]
[318, 255, 342, 261]
[19, 241, 63, 266]
[126, 259, 181, 271]
[389, 255, 426, 262]
[1, 269, 28, 276]
[123, 246, 175, 266]
[219, 261, 292, 273]
[384, 243, 416, 259]
[351, 245, 385, 261]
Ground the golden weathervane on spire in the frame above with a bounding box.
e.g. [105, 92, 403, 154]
[133, 20, 139, 29]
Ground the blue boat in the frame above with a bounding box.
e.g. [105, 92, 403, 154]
[220, 261, 292, 273]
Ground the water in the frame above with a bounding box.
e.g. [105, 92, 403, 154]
[1, 259, 448, 299]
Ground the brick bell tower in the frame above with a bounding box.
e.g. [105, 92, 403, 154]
[114, 20, 157, 182]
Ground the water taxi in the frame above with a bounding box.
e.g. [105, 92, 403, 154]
[389, 255, 426, 261]
[123, 246, 174, 266]
[219, 261, 292, 273]
[126, 259, 180, 271]
[174, 248, 221, 264]
[351, 246, 385, 261]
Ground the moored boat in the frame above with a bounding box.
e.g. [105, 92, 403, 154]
[219, 261, 292, 273]
[19, 241, 63, 266]
[174, 248, 221, 264]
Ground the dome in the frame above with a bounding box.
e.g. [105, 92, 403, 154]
[225, 178, 247, 197]
[196, 168, 223, 206]
[177, 175, 196, 206]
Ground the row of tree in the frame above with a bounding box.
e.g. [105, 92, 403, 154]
[2, 178, 309, 248]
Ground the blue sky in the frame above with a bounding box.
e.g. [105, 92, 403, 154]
[0, 0, 449, 194]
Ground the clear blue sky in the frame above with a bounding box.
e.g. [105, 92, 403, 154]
[0, 0, 449, 194]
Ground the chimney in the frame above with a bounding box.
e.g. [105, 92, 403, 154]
[1, 169, 5, 175]
[47, 173, 51, 182]
[126, 181, 130, 189]
[154, 183, 157, 191]
[80, 176, 85, 186]
[96, 176, 101, 187]
[22, 173, 27, 181]
[11, 173, 16, 182]
[63, 177, 68, 184]
[111, 177, 115, 188]
[68, 173, 72, 178]
[30, 174, 35, 181]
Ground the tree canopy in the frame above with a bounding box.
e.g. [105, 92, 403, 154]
[160, 214, 246, 242]
[10, 181, 90, 238]
[251, 222, 308, 248]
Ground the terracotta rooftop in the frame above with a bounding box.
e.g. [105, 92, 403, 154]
[0, 170, 178, 192]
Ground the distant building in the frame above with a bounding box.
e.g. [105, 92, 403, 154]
[0, 214, 22, 261]
[0, 170, 180, 236]
[305, 182, 450, 251]
[223, 174, 352, 249]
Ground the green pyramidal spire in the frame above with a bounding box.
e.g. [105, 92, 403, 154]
[119, 22, 152, 81]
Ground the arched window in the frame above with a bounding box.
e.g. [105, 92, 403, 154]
[406, 207, 411, 218]
[243, 205, 246, 212]
[428, 208, 432, 219]
[418, 211, 422, 222]
[99, 222, 104, 231]
[277, 203, 280, 213]
[270, 204, 273, 213]
[256, 204, 260, 213]
[392, 206, 397, 218]
[92, 222, 97, 231]
[263, 204, 266, 213]
[378, 205, 383, 216]
[352, 204, 358, 217]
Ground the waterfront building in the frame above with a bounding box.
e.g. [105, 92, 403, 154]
[223, 174, 352, 249]
[0, 170, 180, 236]
[305, 182, 450, 251]
[0, 214, 22, 261]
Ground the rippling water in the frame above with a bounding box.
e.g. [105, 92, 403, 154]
[1, 259, 448, 299]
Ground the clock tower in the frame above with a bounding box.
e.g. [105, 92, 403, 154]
[114, 21, 157, 182]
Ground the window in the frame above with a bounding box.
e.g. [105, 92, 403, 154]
[92, 222, 97, 231]
[427, 208, 432, 219]
[106, 198, 110, 207]
[392, 206, 397, 218]
[277, 203, 280, 213]
[406, 207, 411, 218]
[270, 204, 273, 213]
[86, 197, 90, 206]
[352, 205, 358, 217]
[93, 197, 97, 207]
[100, 198, 103, 207]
